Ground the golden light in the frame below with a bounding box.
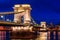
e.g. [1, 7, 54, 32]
[18, 7, 25, 12]
[24, 27, 29, 30]
[29, 27, 33, 31]
[22, 4, 30, 7]
[1, 15, 4, 18]
[17, 27, 21, 30]
[14, 4, 25, 13]
[15, 27, 17, 29]
[11, 26, 33, 31]
[29, 27, 32, 30]
[14, 5, 20, 7]
[11, 27, 16, 31]
[20, 27, 24, 29]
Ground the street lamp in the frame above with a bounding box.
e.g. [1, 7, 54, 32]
[0, 15, 5, 21]
[1, 15, 4, 18]
[6, 19, 11, 22]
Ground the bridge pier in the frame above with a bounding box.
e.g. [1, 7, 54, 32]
[35, 32, 47, 40]
[35, 22, 47, 40]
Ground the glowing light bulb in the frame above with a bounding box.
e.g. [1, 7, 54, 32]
[12, 27, 16, 31]
[17, 27, 21, 30]
[1, 15, 4, 18]
[21, 27, 23, 29]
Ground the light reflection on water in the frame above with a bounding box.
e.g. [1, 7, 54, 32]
[11, 38, 47, 40]
[10, 32, 59, 40]
[11, 32, 47, 40]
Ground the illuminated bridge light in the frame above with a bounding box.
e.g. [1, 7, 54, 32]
[11, 27, 17, 31]
[17, 27, 21, 30]
[11, 26, 33, 32]
[1, 16, 4, 18]
[14, 5, 20, 7]
[20, 27, 23, 29]
[24, 27, 28, 30]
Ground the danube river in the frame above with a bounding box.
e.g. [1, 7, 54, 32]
[11, 31, 59, 40]
[11, 32, 47, 40]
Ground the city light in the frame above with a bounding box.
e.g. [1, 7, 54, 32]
[11, 27, 17, 31]
[29, 27, 32, 30]
[24, 27, 29, 30]
[22, 4, 30, 7]
[0, 15, 4, 18]
[11, 27, 16, 31]
[17, 27, 21, 30]
[11, 26, 33, 31]
[6, 19, 10, 21]
[20, 27, 24, 29]
[14, 5, 20, 7]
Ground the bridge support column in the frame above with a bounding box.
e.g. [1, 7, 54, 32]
[35, 22, 47, 40]
[13, 5, 24, 23]
[22, 4, 31, 24]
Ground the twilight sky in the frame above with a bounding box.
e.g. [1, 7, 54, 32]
[0, 0, 60, 24]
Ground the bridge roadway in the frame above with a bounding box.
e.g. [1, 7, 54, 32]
[0, 21, 60, 39]
[0, 21, 59, 32]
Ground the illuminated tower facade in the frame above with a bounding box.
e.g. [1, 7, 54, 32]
[22, 4, 31, 24]
[13, 4, 25, 23]
[13, 4, 31, 24]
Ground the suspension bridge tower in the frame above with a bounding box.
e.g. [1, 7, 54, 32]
[13, 4, 31, 24]
[40, 22, 47, 40]
[36, 22, 47, 40]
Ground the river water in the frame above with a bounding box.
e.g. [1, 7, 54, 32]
[6, 31, 59, 40]
[10, 32, 59, 40]
[11, 32, 47, 40]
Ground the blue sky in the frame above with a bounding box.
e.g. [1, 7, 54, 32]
[0, 0, 60, 24]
